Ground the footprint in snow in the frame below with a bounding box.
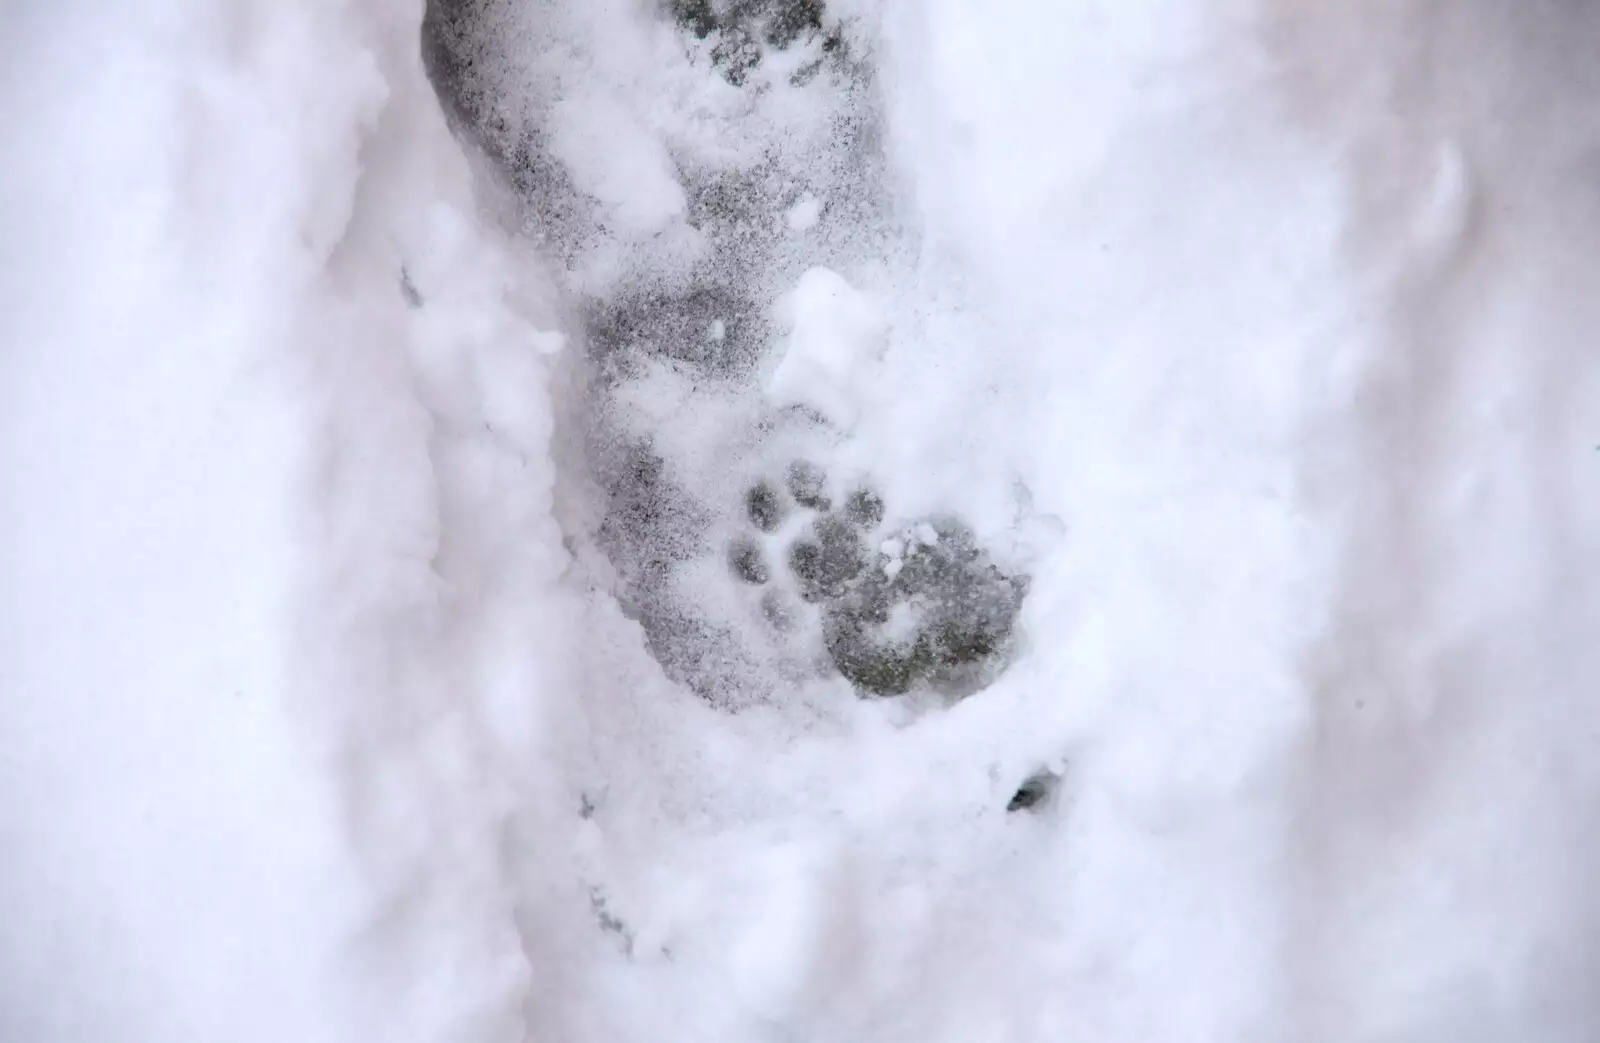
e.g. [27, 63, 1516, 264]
[728, 459, 1028, 698]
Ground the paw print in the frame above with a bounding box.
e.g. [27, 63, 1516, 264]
[669, 0, 848, 87]
[726, 461, 1027, 698]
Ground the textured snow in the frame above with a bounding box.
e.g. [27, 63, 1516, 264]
[3, 1, 1599, 1042]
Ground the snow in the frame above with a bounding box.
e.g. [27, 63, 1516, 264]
[3, 1, 1599, 1042]
[2, 2, 578, 1041]
[550, 88, 688, 237]
[766, 266, 888, 430]
[785, 194, 824, 232]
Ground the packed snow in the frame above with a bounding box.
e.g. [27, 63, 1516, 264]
[2, 1, 1597, 1042]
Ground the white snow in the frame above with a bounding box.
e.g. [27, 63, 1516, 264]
[551, 88, 688, 238]
[767, 266, 888, 429]
[2, 2, 582, 1041]
[3, 1, 1599, 1042]
[785, 193, 824, 232]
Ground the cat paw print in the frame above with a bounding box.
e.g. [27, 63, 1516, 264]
[727, 461, 1026, 698]
[670, 0, 848, 86]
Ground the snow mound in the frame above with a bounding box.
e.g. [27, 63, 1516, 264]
[767, 266, 888, 430]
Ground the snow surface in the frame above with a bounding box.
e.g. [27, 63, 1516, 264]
[767, 266, 887, 429]
[2, 1, 1598, 1042]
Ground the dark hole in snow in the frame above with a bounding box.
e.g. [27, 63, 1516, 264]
[399, 267, 423, 308]
[1007, 771, 1056, 813]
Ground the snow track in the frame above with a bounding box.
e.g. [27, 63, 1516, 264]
[2, 2, 1598, 1042]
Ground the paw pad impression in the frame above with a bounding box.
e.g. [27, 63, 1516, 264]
[728, 460, 1027, 697]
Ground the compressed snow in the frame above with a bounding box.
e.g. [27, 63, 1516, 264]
[3, 1, 1599, 1043]
[766, 266, 888, 429]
